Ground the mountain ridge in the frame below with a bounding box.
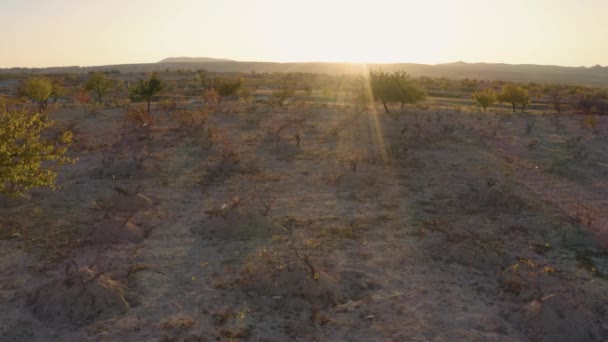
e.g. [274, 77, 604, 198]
[2, 57, 607, 86]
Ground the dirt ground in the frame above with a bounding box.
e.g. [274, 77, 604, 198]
[1, 101, 608, 341]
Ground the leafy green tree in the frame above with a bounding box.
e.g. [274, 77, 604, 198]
[396, 75, 426, 109]
[85, 72, 115, 105]
[497, 84, 530, 113]
[369, 71, 425, 113]
[369, 71, 399, 113]
[20, 77, 53, 111]
[472, 88, 498, 112]
[0, 107, 73, 195]
[130, 73, 165, 113]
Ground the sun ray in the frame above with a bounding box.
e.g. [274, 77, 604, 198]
[360, 64, 390, 165]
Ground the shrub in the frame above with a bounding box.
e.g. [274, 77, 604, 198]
[472, 88, 497, 112]
[122, 106, 153, 138]
[173, 109, 208, 129]
[156, 98, 178, 118]
[19, 77, 53, 111]
[73, 90, 92, 113]
[203, 89, 220, 107]
[498, 84, 530, 113]
[0, 107, 74, 195]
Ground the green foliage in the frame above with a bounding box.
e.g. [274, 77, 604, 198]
[0, 106, 74, 195]
[213, 78, 243, 98]
[497, 84, 530, 113]
[130, 73, 165, 113]
[85, 72, 116, 105]
[193, 70, 243, 99]
[20, 77, 53, 111]
[472, 88, 497, 112]
[49, 78, 65, 103]
[369, 71, 426, 113]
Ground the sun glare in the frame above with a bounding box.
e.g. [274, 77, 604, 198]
[248, 0, 459, 64]
[0, 0, 607, 67]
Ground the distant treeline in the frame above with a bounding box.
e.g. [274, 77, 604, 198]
[2, 69, 607, 114]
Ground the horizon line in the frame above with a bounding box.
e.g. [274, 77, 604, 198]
[0, 57, 605, 70]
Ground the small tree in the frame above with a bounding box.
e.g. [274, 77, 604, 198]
[396, 74, 426, 109]
[0, 107, 73, 195]
[73, 89, 92, 113]
[20, 77, 53, 111]
[497, 84, 530, 113]
[472, 88, 497, 112]
[130, 73, 165, 113]
[85, 72, 115, 105]
[369, 71, 425, 113]
[369, 70, 399, 113]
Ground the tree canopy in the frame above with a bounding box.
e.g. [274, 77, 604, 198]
[498, 84, 530, 113]
[85, 72, 116, 105]
[0, 106, 73, 195]
[369, 71, 426, 113]
[130, 73, 165, 113]
[472, 88, 498, 112]
[19, 77, 53, 111]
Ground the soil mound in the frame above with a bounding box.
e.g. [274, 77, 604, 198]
[237, 245, 379, 308]
[90, 217, 146, 245]
[272, 142, 301, 160]
[193, 209, 279, 240]
[27, 267, 129, 325]
[336, 172, 377, 195]
[509, 295, 604, 341]
[443, 241, 509, 272]
[239, 253, 344, 308]
[97, 191, 152, 213]
[0, 193, 31, 209]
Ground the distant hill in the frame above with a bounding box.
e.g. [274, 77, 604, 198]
[158, 56, 235, 63]
[2, 57, 608, 87]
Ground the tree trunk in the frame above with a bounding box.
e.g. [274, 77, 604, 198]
[382, 99, 390, 113]
[511, 103, 516, 113]
[147, 100, 151, 114]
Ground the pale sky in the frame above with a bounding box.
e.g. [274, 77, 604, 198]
[1, 0, 607, 68]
